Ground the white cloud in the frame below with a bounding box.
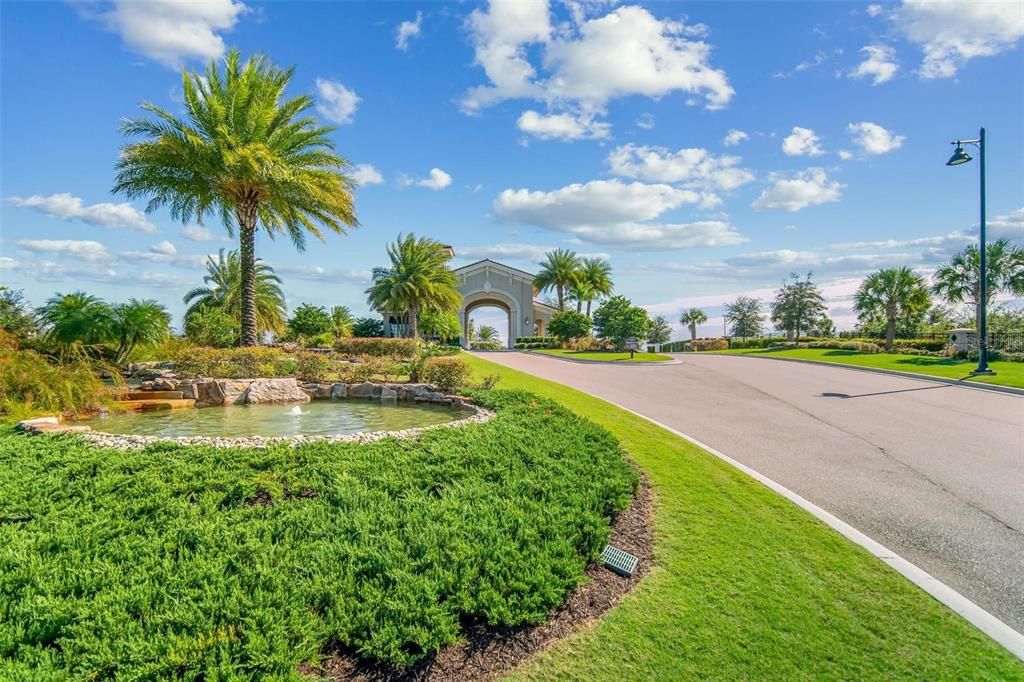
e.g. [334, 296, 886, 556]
[773, 52, 827, 78]
[83, 0, 247, 69]
[894, 0, 1024, 79]
[6, 192, 155, 232]
[752, 168, 843, 212]
[516, 110, 611, 140]
[635, 113, 655, 130]
[395, 11, 423, 51]
[866, 4, 884, 18]
[315, 78, 360, 125]
[351, 164, 384, 186]
[782, 127, 825, 156]
[119, 250, 208, 269]
[492, 178, 745, 250]
[722, 129, 748, 146]
[273, 264, 371, 283]
[849, 44, 899, 84]
[461, 2, 733, 134]
[150, 240, 177, 255]
[847, 121, 905, 155]
[400, 168, 453, 190]
[181, 225, 217, 241]
[0, 257, 20, 271]
[989, 207, 1024, 239]
[17, 239, 111, 263]
[838, 150, 854, 160]
[606, 144, 755, 195]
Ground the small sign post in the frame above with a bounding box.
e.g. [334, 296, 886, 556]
[625, 337, 640, 359]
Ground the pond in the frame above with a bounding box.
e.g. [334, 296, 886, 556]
[80, 400, 474, 439]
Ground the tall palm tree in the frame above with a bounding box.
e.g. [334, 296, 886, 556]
[37, 292, 114, 348]
[854, 267, 931, 351]
[932, 239, 1024, 331]
[533, 249, 581, 311]
[183, 249, 287, 339]
[679, 308, 708, 341]
[114, 49, 358, 346]
[330, 305, 355, 339]
[577, 257, 613, 317]
[111, 299, 171, 365]
[366, 234, 461, 338]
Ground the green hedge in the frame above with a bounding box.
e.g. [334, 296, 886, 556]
[333, 337, 419, 360]
[0, 390, 637, 675]
[173, 347, 295, 378]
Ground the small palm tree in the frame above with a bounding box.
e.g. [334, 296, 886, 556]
[534, 249, 581, 311]
[366, 234, 461, 338]
[932, 239, 1024, 331]
[111, 299, 171, 365]
[577, 258, 614, 317]
[680, 308, 708, 341]
[330, 305, 355, 339]
[37, 292, 114, 348]
[183, 250, 287, 339]
[114, 49, 358, 346]
[854, 267, 931, 351]
[476, 325, 499, 343]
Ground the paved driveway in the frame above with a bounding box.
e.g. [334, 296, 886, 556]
[478, 351, 1024, 632]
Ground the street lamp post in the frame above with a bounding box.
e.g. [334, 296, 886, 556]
[946, 127, 994, 376]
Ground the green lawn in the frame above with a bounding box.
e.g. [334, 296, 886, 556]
[712, 347, 1024, 389]
[461, 355, 1023, 681]
[536, 349, 673, 363]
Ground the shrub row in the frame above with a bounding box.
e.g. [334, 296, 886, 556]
[513, 342, 548, 349]
[514, 336, 548, 344]
[333, 337, 419, 360]
[172, 347, 294, 379]
[689, 338, 729, 352]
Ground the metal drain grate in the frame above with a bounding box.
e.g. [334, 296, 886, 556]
[601, 544, 638, 577]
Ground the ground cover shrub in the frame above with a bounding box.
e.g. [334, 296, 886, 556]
[564, 336, 613, 352]
[338, 355, 400, 383]
[513, 341, 549, 349]
[0, 390, 636, 676]
[173, 347, 292, 378]
[689, 338, 729, 352]
[294, 351, 335, 382]
[334, 337, 418, 361]
[420, 356, 472, 392]
[806, 340, 881, 353]
[470, 341, 502, 350]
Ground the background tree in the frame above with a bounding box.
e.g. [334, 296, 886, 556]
[183, 305, 240, 348]
[37, 292, 114, 349]
[533, 249, 581, 311]
[648, 315, 672, 345]
[183, 250, 286, 340]
[287, 303, 333, 345]
[110, 299, 171, 365]
[115, 49, 358, 346]
[724, 296, 763, 339]
[575, 258, 614, 317]
[420, 309, 461, 341]
[679, 308, 708, 341]
[330, 306, 355, 339]
[366, 233, 460, 338]
[475, 326, 499, 344]
[0, 288, 38, 341]
[810, 314, 837, 338]
[931, 239, 1024, 331]
[351, 317, 384, 338]
[771, 273, 826, 340]
[547, 310, 592, 342]
[854, 267, 931, 351]
[593, 295, 652, 350]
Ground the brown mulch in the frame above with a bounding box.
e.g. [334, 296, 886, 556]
[302, 473, 655, 681]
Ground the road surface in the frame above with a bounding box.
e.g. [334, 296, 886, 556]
[477, 351, 1024, 633]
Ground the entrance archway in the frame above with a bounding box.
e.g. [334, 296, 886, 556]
[460, 290, 518, 349]
[467, 305, 511, 348]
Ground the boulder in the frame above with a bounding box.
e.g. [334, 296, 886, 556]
[193, 379, 249, 407]
[178, 382, 198, 400]
[244, 378, 310, 404]
[28, 423, 92, 434]
[17, 416, 60, 431]
[153, 377, 179, 391]
[348, 382, 380, 399]
[380, 386, 398, 401]
[217, 379, 251, 405]
[330, 383, 348, 399]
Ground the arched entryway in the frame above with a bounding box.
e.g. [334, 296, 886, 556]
[461, 290, 518, 349]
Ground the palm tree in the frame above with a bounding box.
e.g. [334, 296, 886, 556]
[534, 249, 581, 311]
[114, 49, 358, 346]
[576, 258, 614, 317]
[37, 292, 114, 348]
[111, 299, 171, 365]
[854, 267, 931, 351]
[476, 325, 499, 343]
[366, 234, 461, 338]
[932, 239, 1024, 331]
[679, 308, 708, 341]
[330, 306, 355, 339]
[183, 250, 287, 339]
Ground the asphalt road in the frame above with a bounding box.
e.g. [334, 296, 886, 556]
[478, 351, 1024, 633]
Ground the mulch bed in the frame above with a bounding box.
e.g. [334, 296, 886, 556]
[302, 473, 655, 681]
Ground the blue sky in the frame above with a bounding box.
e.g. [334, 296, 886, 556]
[2, 0, 1022, 339]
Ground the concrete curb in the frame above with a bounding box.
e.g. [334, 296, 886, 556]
[522, 350, 683, 366]
[695, 353, 1024, 397]
[592, 395, 1024, 660]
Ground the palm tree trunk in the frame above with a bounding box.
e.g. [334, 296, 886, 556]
[690, 324, 697, 341]
[577, 299, 582, 313]
[885, 315, 896, 352]
[557, 284, 564, 311]
[237, 204, 259, 347]
[408, 306, 419, 339]
[586, 300, 592, 318]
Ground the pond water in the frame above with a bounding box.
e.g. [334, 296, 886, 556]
[80, 400, 473, 438]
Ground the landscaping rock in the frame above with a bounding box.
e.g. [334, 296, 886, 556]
[244, 378, 310, 405]
[153, 377, 179, 391]
[17, 416, 59, 431]
[348, 382, 380, 399]
[330, 383, 348, 399]
[217, 380, 250, 405]
[178, 382, 198, 400]
[380, 386, 398, 401]
[28, 424, 92, 434]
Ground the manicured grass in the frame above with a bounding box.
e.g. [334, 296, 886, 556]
[712, 347, 1024, 389]
[536, 349, 673, 363]
[462, 355, 1024, 680]
[0, 391, 635, 677]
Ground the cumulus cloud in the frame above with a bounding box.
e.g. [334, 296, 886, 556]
[400, 168, 453, 190]
[849, 44, 899, 84]
[315, 78, 360, 125]
[635, 113, 656, 130]
[848, 121, 905, 155]
[351, 164, 384, 186]
[181, 225, 217, 241]
[989, 207, 1024, 239]
[752, 168, 843, 212]
[606, 144, 755, 198]
[81, 0, 247, 68]
[781, 127, 825, 156]
[517, 110, 611, 140]
[119, 250, 208, 269]
[893, 0, 1024, 79]
[866, 4, 884, 17]
[6, 192, 155, 232]
[838, 150, 854, 161]
[273, 264, 371, 283]
[150, 240, 177, 255]
[17, 239, 111, 263]
[395, 11, 423, 51]
[492, 179, 745, 249]
[722, 129, 748, 146]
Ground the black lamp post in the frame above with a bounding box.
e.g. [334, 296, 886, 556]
[946, 127, 994, 376]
